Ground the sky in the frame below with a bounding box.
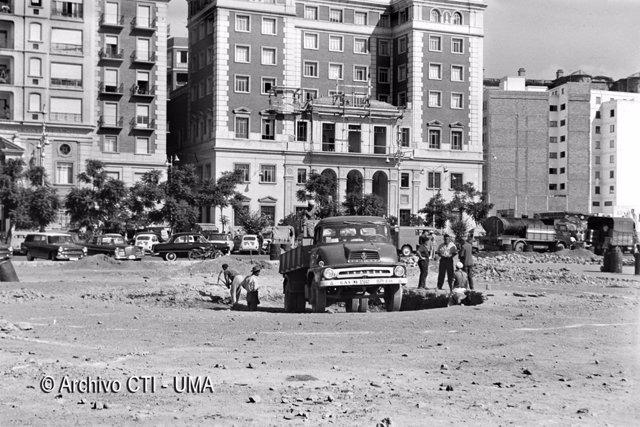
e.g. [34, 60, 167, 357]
[166, 0, 640, 80]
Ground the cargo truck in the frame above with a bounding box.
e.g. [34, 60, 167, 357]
[481, 216, 573, 252]
[279, 216, 407, 313]
[585, 216, 638, 255]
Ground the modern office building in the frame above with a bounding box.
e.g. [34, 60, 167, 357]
[484, 69, 640, 219]
[176, 0, 487, 230]
[0, 0, 169, 200]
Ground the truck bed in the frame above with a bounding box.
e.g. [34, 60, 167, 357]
[279, 245, 312, 274]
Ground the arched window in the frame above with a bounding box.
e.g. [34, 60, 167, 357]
[29, 23, 42, 41]
[453, 12, 463, 25]
[430, 9, 441, 23]
[443, 12, 451, 24]
[28, 93, 41, 112]
[29, 58, 42, 76]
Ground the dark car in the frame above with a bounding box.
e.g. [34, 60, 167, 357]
[84, 233, 144, 260]
[205, 233, 233, 254]
[22, 232, 87, 261]
[152, 232, 215, 261]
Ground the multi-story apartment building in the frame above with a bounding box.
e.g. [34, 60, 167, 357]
[484, 69, 640, 219]
[176, 0, 486, 230]
[167, 36, 188, 92]
[0, 0, 168, 204]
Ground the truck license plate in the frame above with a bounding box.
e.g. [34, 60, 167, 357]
[129, 255, 136, 259]
[69, 258, 78, 261]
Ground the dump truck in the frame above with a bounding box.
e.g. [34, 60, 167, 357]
[279, 216, 407, 313]
[585, 216, 638, 255]
[481, 216, 573, 252]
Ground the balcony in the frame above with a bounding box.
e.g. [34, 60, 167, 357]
[51, 43, 82, 55]
[99, 47, 124, 62]
[0, 66, 11, 85]
[0, 1, 12, 14]
[0, 94, 11, 120]
[100, 13, 124, 29]
[51, 77, 82, 89]
[50, 112, 82, 123]
[98, 115, 123, 129]
[131, 16, 157, 32]
[51, 1, 83, 19]
[130, 84, 155, 99]
[131, 50, 156, 64]
[98, 82, 124, 96]
[131, 116, 155, 131]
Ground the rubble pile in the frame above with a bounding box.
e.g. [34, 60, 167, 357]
[400, 288, 486, 311]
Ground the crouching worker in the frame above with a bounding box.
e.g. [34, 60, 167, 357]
[449, 262, 470, 306]
[241, 265, 262, 311]
[220, 263, 244, 305]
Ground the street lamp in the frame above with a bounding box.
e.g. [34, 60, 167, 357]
[386, 145, 414, 226]
[36, 105, 50, 186]
[423, 165, 449, 226]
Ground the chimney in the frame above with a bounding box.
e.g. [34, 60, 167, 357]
[517, 68, 526, 77]
[556, 69, 564, 79]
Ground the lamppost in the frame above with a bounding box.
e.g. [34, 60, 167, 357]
[424, 165, 448, 227]
[386, 145, 414, 226]
[36, 105, 50, 186]
[165, 154, 180, 182]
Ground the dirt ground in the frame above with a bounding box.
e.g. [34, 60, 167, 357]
[0, 252, 638, 426]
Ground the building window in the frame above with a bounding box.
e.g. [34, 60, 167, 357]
[56, 162, 74, 184]
[262, 17, 276, 35]
[354, 66, 368, 82]
[609, 139, 614, 148]
[379, 14, 390, 27]
[595, 111, 600, 118]
[234, 164, 250, 182]
[235, 116, 249, 138]
[595, 171, 600, 179]
[451, 37, 463, 53]
[595, 156, 600, 165]
[304, 6, 318, 20]
[397, 64, 407, 81]
[297, 168, 307, 184]
[398, 36, 407, 54]
[234, 75, 250, 93]
[549, 184, 557, 191]
[28, 93, 41, 112]
[303, 61, 318, 78]
[322, 123, 335, 151]
[451, 93, 464, 109]
[262, 77, 276, 94]
[592, 201, 600, 207]
[400, 128, 410, 147]
[451, 65, 464, 82]
[400, 172, 410, 188]
[378, 68, 389, 84]
[450, 173, 463, 190]
[262, 118, 275, 140]
[595, 141, 600, 149]
[329, 35, 343, 52]
[397, 92, 406, 107]
[610, 170, 614, 179]
[329, 9, 343, 23]
[296, 121, 308, 141]
[135, 137, 150, 154]
[550, 121, 558, 127]
[304, 32, 318, 49]
[261, 48, 276, 65]
[604, 201, 613, 206]
[303, 88, 318, 100]
[610, 109, 615, 117]
[609, 124, 615, 133]
[550, 136, 558, 143]
[595, 125, 600, 134]
[51, 63, 82, 88]
[560, 151, 566, 158]
[429, 129, 441, 149]
[428, 172, 441, 189]
[29, 23, 42, 41]
[428, 91, 442, 107]
[235, 45, 250, 63]
[378, 94, 389, 103]
[559, 183, 565, 190]
[453, 12, 463, 25]
[354, 11, 367, 25]
[104, 136, 117, 152]
[374, 126, 386, 154]
[560, 119, 566, 126]
[329, 63, 343, 80]
[28, 58, 42, 77]
[560, 103, 566, 110]
[378, 40, 390, 56]
[135, 104, 150, 128]
[429, 63, 441, 79]
[594, 186, 600, 194]
[260, 165, 276, 183]
[549, 152, 558, 159]
[236, 15, 250, 32]
[560, 135, 566, 142]
[451, 130, 463, 150]
[261, 205, 275, 225]
[560, 167, 566, 174]
[550, 105, 558, 112]
[549, 168, 557, 174]
[429, 35, 442, 52]
[354, 38, 368, 54]
[609, 154, 614, 164]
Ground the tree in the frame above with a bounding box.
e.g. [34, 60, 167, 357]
[279, 211, 306, 238]
[149, 163, 199, 232]
[296, 172, 338, 218]
[419, 192, 449, 229]
[197, 170, 244, 222]
[342, 193, 386, 217]
[236, 209, 271, 235]
[409, 214, 425, 226]
[28, 185, 59, 231]
[128, 170, 164, 229]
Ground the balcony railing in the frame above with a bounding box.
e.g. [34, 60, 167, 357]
[131, 117, 155, 130]
[51, 112, 82, 122]
[52, 1, 83, 19]
[100, 13, 124, 28]
[98, 82, 124, 95]
[99, 47, 124, 61]
[98, 115, 123, 128]
[51, 78, 82, 88]
[51, 43, 82, 55]
[130, 84, 156, 97]
[131, 50, 156, 63]
[131, 16, 157, 31]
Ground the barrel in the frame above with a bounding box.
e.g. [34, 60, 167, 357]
[269, 242, 280, 260]
[0, 258, 19, 282]
[610, 246, 623, 273]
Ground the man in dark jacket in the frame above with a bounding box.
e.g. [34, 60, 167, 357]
[416, 232, 434, 289]
[458, 236, 475, 290]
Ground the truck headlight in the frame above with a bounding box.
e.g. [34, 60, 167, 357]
[393, 265, 406, 277]
[322, 268, 336, 279]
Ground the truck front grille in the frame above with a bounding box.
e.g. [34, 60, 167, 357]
[335, 267, 393, 279]
[347, 251, 380, 262]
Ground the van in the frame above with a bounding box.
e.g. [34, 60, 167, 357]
[392, 226, 443, 256]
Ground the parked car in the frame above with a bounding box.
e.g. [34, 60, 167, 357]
[9, 230, 32, 255]
[233, 234, 260, 253]
[21, 232, 87, 261]
[205, 233, 234, 254]
[152, 232, 216, 261]
[134, 233, 161, 254]
[84, 233, 144, 260]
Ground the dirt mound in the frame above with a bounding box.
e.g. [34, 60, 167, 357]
[400, 288, 486, 311]
[0, 288, 50, 304]
[179, 257, 278, 276]
[67, 255, 156, 270]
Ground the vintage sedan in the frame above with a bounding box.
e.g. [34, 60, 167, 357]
[84, 234, 144, 260]
[206, 233, 234, 254]
[22, 232, 87, 261]
[152, 232, 215, 261]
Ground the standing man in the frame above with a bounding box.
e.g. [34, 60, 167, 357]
[416, 232, 434, 289]
[219, 263, 244, 304]
[436, 234, 457, 291]
[241, 265, 262, 311]
[458, 235, 475, 290]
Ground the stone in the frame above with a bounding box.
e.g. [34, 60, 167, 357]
[248, 395, 261, 403]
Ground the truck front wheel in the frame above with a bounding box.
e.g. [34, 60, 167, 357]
[384, 284, 403, 312]
[312, 287, 326, 313]
[400, 245, 413, 257]
[514, 241, 525, 252]
[345, 298, 359, 312]
[554, 242, 566, 252]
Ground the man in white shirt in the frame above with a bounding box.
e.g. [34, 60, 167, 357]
[241, 265, 262, 311]
[436, 234, 457, 291]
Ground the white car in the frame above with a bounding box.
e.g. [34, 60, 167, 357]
[134, 233, 160, 253]
[233, 234, 260, 253]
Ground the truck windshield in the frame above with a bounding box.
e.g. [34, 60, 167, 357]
[320, 224, 390, 244]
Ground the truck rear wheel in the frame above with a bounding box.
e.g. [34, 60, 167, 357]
[384, 284, 403, 312]
[554, 242, 566, 252]
[514, 241, 525, 252]
[345, 298, 359, 312]
[312, 288, 326, 313]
